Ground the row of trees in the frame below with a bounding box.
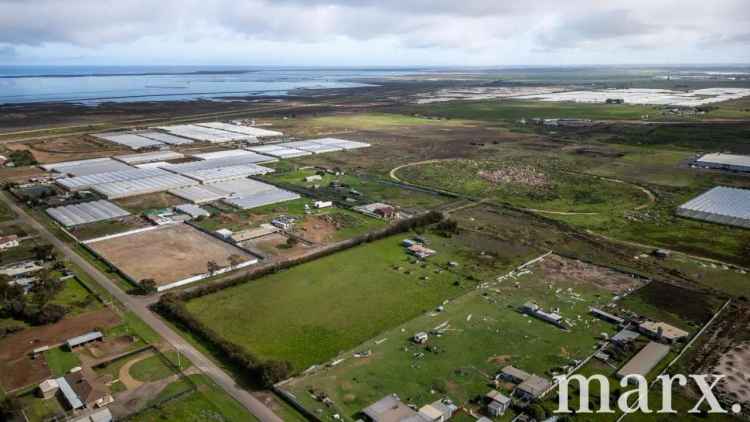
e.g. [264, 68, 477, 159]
[0, 270, 68, 327]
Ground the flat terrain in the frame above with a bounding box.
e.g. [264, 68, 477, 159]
[185, 233, 506, 372]
[87, 223, 254, 286]
[281, 254, 639, 420]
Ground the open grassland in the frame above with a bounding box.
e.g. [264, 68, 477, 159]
[0, 199, 14, 222]
[396, 158, 647, 214]
[185, 233, 508, 372]
[282, 254, 633, 420]
[49, 276, 102, 316]
[300, 112, 472, 131]
[400, 100, 657, 122]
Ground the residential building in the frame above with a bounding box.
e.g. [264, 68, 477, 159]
[418, 399, 457, 422]
[0, 235, 19, 250]
[514, 375, 552, 401]
[272, 215, 296, 231]
[498, 366, 531, 384]
[485, 390, 511, 416]
[638, 321, 689, 343]
[362, 394, 420, 422]
[38, 379, 59, 399]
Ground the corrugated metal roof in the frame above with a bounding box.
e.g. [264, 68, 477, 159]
[56, 376, 83, 409]
[178, 164, 274, 183]
[677, 186, 750, 228]
[696, 153, 750, 169]
[155, 124, 249, 143]
[67, 331, 103, 348]
[247, 144, 312, 158]
[616, 341, 670, 379]
[47, 200, 131, 227]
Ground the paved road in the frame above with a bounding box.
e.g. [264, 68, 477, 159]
[0, 192, 282, 422]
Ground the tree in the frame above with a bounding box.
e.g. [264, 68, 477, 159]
[285, 236, 299, 248]
[0, 396, 21, 419]
[139, 279, 158, 294]
[32, 244, 55, 261]
[228, 254, 244, 269]
[528, 403, 547, 421]
[207, 260, 220, 275]
[259, 360, 293, 387]
[31, 303, 67, 325]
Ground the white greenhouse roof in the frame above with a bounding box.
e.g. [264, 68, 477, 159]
[169, 185, 229, 204]
[155, 124, 250, 143]
[247, 144, 312, 158]
[175, 203, 211, 218]
[206, 178, 279, 197]
[42, 158, 133, 176]
[47, 200, 130, 227]
[192, 149, 264, 160]
[138, 131, 195, 145]
[114, 151, 184, 165]
[56, 168, 170, 190]
[92, 132, 164, 150]
[223, 189, 300, 210]
[178, 164, 274, 183]
[92, 174, 199, 199]
[277, 141, 343, 154]
[162, 155, 276, 174]
[677, 186, 750, 228]
[308, 137, 371, 150]
[198, 121, 283, 138]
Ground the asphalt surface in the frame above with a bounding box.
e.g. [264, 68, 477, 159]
[0, 192, 282, 422]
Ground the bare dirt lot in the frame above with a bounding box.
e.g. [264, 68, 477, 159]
[6, 135, 129, 164]
[538, 253, 647, 295]
[87, 223, 255, 286]
[0, 308, 120, 391]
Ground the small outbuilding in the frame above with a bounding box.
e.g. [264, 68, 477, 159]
[38, 379, 59, 399]
[486, 390, 511, 416]
[66, 331, 103, 349]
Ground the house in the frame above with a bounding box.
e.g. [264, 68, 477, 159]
[355, 202, 398, 220]
[485, 390, 511, 416]
[271, 215, 296, 231]
[616, 341, 671, 381]
[413, 332, 429, 344]
[0, 260, 44, 277]
[498, 366, 531, 384]
[314, 200, 333, 209]
[418, 399, 457, 422]
[305, 175, 323, 183]
[70, 408, 114, 422]
[0, 235, 19, 250]
[362, 394, 420, 422]
[66, 371, 111, 408]
[38, 379, 59, 399]
[66, 331, 103, 349]
[514, 375, 552, 401]
[407, 245, 437, 260]
[638, 321, 689, 343]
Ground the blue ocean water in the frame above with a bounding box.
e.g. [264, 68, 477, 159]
[0, 66, 416, 105]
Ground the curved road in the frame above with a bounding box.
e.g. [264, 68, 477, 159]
[0, 192, 282, 422]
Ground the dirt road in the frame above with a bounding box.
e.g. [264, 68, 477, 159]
[0, 192, 282, 422]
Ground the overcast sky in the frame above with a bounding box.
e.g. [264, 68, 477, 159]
[1, 0, 748, 66]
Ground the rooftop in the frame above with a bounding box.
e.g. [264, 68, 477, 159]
[616, 341, 671, 379]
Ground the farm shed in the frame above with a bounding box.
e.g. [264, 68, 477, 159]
[46, 200, 130, 227]
[611, 329, 640, 344]
[56, 376, 84, 409]
[590, 307, 625, 324]
[362, 394, 419, 422]
[676, 186, 750, 229]
[498, 365, 531, 383]
[66, 331, 103, 349]
[616, 341, 671, 380]
[514, 374, 552, 400]
[695, 153, 750, 173]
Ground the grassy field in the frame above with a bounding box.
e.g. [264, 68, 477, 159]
[185, 232, 506, 372]
[0, 199, 14, 222]
[113, 191, 185, 213]
[282, 254, 629, 420]
[129, 350, 192, 382]
[130, 374, 257, 422]
[304, 113, 472, 131]
[44, 348, 80, 376]
[49, 276, 102, 316]
[401, 100, 657, 122]
[397, 158, 647, 214]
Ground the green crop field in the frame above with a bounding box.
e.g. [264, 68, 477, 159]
[282, 254, 632, 420]
[185, 233, 505, 372]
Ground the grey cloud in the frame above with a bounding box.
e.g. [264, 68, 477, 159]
[536, 9, 658, 50]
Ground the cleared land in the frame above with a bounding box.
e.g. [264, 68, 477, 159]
[185, 232, 510, 372]
[87, 223, 254, 287]
[281, 254, 638, 420]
